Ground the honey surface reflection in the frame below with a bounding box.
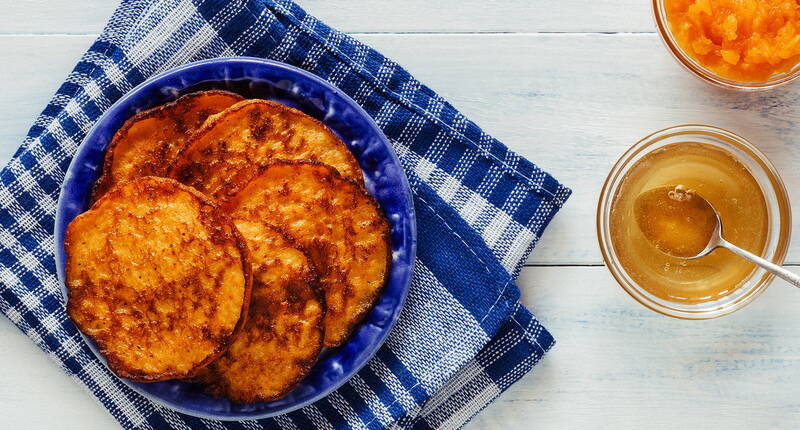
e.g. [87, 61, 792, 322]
[634, 185, 718, 258]
[610, 142, 768, 303]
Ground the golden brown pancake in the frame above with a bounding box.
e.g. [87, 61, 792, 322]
[169, 99, 364, 205]
[225, 160, 390, 347]
[92, 90, 243, 201]
[196, 221, 324, 403]
[65, 176, 252, 382]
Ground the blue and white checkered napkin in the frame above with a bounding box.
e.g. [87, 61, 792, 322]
[0, 0, 570, 428]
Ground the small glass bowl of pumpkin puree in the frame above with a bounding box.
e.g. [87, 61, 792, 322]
[597, 125, 791, 318]
[654, 0, 800, 89]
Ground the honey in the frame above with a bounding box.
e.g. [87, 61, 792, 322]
[634, 185, 718, 258]
[610, 142, 769, 303]
[665, 0, 800, 82]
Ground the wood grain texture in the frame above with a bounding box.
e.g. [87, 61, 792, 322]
[4, 34, 800, 265]
[468, 266, 800, 430]
[3, 266, 799, 429]
[349, 33, 800, 266]
[1, 0, 113, 34]
[0, 0, 653, 34]
[0, 35, 95, 161]
[0, 317, 118, 429]
[3, 0, 800, 429]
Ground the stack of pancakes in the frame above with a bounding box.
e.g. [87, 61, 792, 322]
[65, 91, 391, 403]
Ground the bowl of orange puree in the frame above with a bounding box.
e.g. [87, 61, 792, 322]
[654, 0, 800, 89]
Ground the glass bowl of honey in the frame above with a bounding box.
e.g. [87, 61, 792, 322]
[653, 0, 800, 90]
[597, 125, 791, 319]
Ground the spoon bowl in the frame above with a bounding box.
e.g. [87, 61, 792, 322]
[636, 186, 800, 287]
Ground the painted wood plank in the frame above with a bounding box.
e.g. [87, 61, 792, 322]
[0, 0, 654, 35]
[0, 35, 96, 162]
[0, 0, 114, 34]
[353, 33, 800, 266]
[0, 316, 118, 429]
[3, 34, 800, 266]
[466, 266, 800, 429]
[2, 266, 799, 429]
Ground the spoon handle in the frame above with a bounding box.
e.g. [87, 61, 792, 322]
[719, 240, 800, 288]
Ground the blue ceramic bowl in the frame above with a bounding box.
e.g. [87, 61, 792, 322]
[54, 57, 416, 420]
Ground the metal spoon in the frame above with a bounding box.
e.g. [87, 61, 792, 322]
[636, 186, 800, 287]
[683, 196, 800, 287]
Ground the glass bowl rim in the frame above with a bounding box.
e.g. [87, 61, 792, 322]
[651, 0, 800, 91]
[596, 124, 792, 319]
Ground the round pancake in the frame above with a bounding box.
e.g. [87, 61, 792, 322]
[225, 160, 391, 347]
[196, 220, 324, 403]
[169, 99, 364, 205]
[92, 90, 243, 201]
[65, 176, 252, 382]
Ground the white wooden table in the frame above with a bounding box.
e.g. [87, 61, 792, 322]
[2, 1, 800, 428]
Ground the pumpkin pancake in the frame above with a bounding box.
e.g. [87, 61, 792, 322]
[169, 99, 364, 205]
[196, 220, 324, 403]
[92, 90, 243, 201]
[65, 176, 251, 382]
[225, 160, 390, 347]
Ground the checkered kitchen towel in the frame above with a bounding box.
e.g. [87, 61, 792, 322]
[0, 0, 570, 428]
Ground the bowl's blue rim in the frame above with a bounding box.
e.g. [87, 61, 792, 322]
[53, 56, 417, 421]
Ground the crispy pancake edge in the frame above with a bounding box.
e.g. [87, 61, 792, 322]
[166, 99, 365, 187]
[91, 90, 244, 202]
[65, 176, 253, 382]
[261, 223, 327, 307]
[199, 222, 326, 403]
[226, 159, 392, 347]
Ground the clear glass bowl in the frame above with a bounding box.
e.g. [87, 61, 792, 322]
[652, 0, 800, 90]
[597, 125, 791, 319]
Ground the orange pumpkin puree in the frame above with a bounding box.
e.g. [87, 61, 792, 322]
[665, 0, 800, 81]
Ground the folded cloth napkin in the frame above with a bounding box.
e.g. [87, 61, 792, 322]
[0, 0, 570, 428]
